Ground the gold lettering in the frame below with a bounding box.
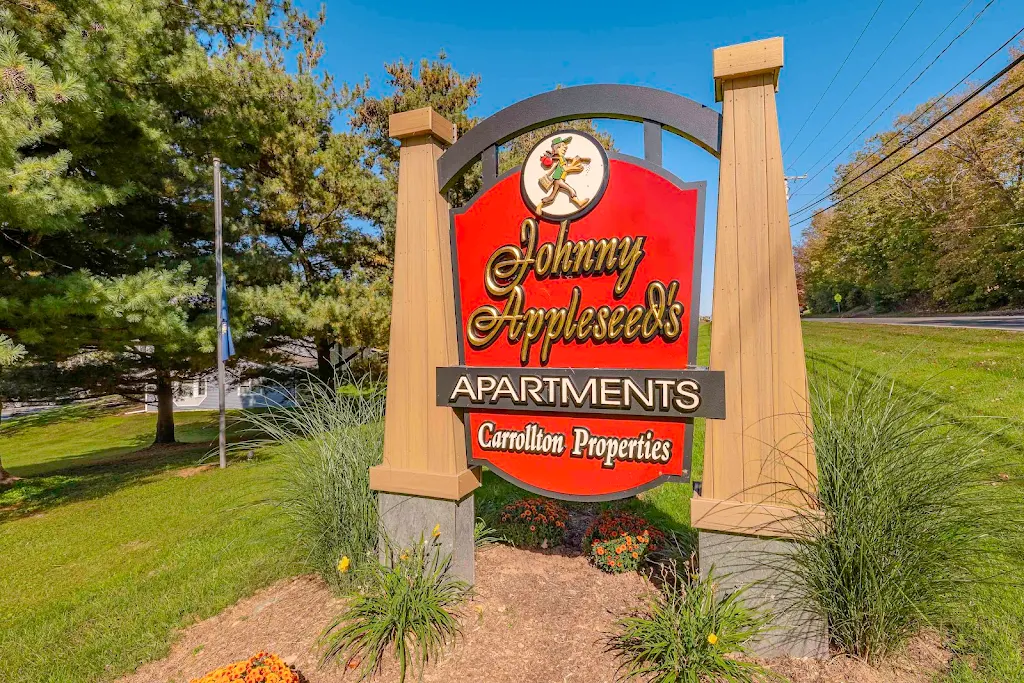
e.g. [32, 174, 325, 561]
[624, 306, 645, 338]
[467, 215, 689, 363]
[613, 236, 646, 297]
[607, 306, 627, 339]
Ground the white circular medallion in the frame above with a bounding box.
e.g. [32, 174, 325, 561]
[520, 130, 609, 220]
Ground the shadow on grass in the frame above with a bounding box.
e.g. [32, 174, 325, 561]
[0, 437, 263, 523]
[0, 398, 131, 440]
[7, 433, 157, 478]
[1, 402, 253, 477]
[806, 352, 1024, 463]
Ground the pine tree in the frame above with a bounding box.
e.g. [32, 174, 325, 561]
[351, 52, 483, 249]
[232, 45, 391, 381]
[351, 56, 614, 242]
[0, 0, 327, 443]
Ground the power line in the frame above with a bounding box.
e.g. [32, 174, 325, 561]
[792, 24, 1023, 204]
[901, 220, 1024, 232]
[791, 80, 1024, 231]
[0, 231, 74, 270]
[785, 0, 929, 172]
[789, 0, 984, 201]
[791, 49, 1024, 218]
[781, 0, 887, 157]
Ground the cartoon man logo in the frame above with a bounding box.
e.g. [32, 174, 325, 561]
[536, 136, 592, 214]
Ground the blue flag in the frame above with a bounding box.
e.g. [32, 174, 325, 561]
[220, 278, 235, 360]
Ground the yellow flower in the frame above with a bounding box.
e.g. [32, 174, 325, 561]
[707, 633, 718, 645]
[432, 523, 441, 538]
[337, 556, 351, 573]
[400, 552, 409, 561]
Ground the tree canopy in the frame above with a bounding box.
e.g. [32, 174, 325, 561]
[798, 51, 1024, 313]
[0, 0, 333, 441]
[1, 3, 618, 452]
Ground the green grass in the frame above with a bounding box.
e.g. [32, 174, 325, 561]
[0, 406, 295, 683]
[1, 322, 1023, 682]
[1, 400, 227, 477]
[478, 322, 1024, 681]
[803, 322, 1024, 424]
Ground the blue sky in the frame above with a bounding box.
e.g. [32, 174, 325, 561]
[300, 0, 1022, 314]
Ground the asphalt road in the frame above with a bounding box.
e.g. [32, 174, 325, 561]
[805, 315, 1024, 332]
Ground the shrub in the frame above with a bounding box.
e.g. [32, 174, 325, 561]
[238, 373, 384, 589]
[498, 497, 567, 548]
[772, 372, 1024, 661]
[189, 651, 299, 683]
[319, 537, 469, 683]
[607, 570, 772, 682]
[591, 532, 650, 574]
[584, 510, 664, 552]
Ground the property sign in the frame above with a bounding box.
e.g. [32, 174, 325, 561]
[437, 130, 723, 501]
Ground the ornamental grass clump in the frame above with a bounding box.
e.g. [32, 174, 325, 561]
[238, 373, 384, 588]
[607, 570, 772, 683]
[189, 651, 299, 683]
[772, 371, 1024, 661]
[319, 536, 469, 683]
[498, 497, 567, 548]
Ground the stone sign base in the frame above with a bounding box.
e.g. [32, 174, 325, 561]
[377, 492, 476, 584]
[699, 530, 828, 658]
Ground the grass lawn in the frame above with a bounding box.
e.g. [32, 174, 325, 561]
[805, 323, 1024, 682]
[0, 407, 298, 683]
[1, 401, 225, 477]
[1, 322, 1022, 682]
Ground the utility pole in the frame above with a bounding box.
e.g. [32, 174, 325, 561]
[784, 174, 807, 201]
[213, 158, 227, 469]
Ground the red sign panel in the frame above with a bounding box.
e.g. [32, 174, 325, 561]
[444, 133, 708, 501]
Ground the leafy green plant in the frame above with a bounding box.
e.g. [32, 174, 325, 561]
[607, 569, 772, 682]
[473, 517, 505, 548]
[772, 371, 1024, 661]
[497, 497, 567, 548]
[591, 532, 650, 574]
[319, 537, 469, 682]
[584, 509, 665, 552]
[237, 372, 384, 588]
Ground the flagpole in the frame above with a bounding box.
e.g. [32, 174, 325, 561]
[214, 157, 227, 469]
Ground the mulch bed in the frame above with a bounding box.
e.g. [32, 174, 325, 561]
[119, 545, 950, 683]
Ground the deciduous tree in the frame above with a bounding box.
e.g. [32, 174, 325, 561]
[798, 50, 1024, 313]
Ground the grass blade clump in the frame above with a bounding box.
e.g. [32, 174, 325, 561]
[473, 517, 505, 548]
[238, 372, 384, 588]
[607, 569, 773, 682]
[319, 537, 469, 682]
[777, 371, 1024, 661]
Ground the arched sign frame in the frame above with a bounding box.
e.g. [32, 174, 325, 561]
[436, 85, 724, 502]
[371, 40, 816, 591]
[438, 84, 723, 194]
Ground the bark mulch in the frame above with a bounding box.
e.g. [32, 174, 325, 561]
[118, 545, 949, 683]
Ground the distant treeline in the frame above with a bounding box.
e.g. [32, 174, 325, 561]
[796, 49, 1024, 314]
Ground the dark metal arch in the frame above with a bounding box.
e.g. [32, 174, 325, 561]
[437, 84, 722, 193]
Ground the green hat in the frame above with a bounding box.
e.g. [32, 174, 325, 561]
[551, 136, 572, 146]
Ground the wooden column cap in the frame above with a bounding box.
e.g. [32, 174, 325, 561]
[389, 107, 456, 145]
[713, 37, 784, 102]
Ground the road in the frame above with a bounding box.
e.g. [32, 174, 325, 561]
[804, 314, 1024, 332]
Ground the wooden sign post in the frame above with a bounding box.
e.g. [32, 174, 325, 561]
[694, 37, 815, 531]
[372, 39, 822, 654]
[693, 37, 826, 657]
[369, 109, 481, 583]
